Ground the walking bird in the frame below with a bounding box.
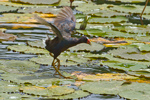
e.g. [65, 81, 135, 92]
[34, 7, 91, 78]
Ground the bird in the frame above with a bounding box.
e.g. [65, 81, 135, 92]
[34, 7, 91, 78]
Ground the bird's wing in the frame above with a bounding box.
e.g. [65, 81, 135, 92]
[34, 14, 63, 40]
[54, 7, 76, 37]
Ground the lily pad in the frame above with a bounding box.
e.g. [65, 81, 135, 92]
[73, 73, 137, 81]
[0, 5, 18, 13]
[11, 0, 60, 5]
[20, 85, 74, 96]
[107, 0, 147, 4]
[0, 14, 34, 22]
[77, 27, 136, 38]
[80, 81, 124, 95]
[108, 47, 150, 61]
[18, 6, 60, 14]
[0, 59, 40, 74]
[0, 31, 17, 42]
[7, 44, 49, 54]
[0, 93, 33, 100]
[102, 62, 148, 71]
[119, 82, 150, 100]
[50, 90, 90, 99]
[0, 81, 19, 93]
[128, 71, 150, 78]
[110, 4, 150, 14]
[99, 54, 150, 66]
[1, 73, 75, 86]
[88, 16, 128, 24]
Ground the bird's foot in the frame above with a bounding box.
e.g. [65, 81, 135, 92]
[52, 59, 73, 79]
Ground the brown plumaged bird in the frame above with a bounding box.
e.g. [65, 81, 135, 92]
[34, 7, 91, 78]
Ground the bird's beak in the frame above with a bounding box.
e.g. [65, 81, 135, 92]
[87, 39, 91, 45]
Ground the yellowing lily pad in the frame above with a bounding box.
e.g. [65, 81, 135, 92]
[0, 31, 17, 42]
[72, 72, 137, 81]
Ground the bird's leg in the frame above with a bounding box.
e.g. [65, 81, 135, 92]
[49, 53, 73, 79]
[49, 53, 60, 74]
[52, 59, 66, 78]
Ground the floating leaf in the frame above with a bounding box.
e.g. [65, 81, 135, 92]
[7, 44, 49, 54]
[0, 5, 18, 13]
[0, 14, 34, 23]
[107, 0, 147, 4]
[0, 60, 40, 74]
[11, 0, 60, 5]
[0, 81, 19, 93]
[128, 71, 150, 78]
[108, 47, 150, 61]
[110, 4, 150, 14]
[20, 85, 74, 96]
[88, 16, 128, 24]
[119, 82, 150, 100]
[80, 81, 124, 95]
[0, 31, 17, 42]
[102, 62, 147, 71]
[1, 73, 74, 86]
[50, 90, 90, 99]
[72, 72, 137, 81]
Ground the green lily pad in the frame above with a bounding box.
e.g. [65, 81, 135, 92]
[91, 9, 129, 18]
[50, 90, 90, 99]
[113, 25, 150, 36]
[7, 44, 49, 54]
[135, 36, 150, 42]
[110, 4, 150, 14]
[1, 73, 75, 86]
[119, 82, 150, 100]
[80, 81, 124, 95]
[0, 5, 18, 13]
[108, 47, 150, 61]
[18, 6, 60, 14]
[88, 16, 128, 24]
[102, 62, 148, 71]
[0, 93, 33, 100]
[77, 27, 136, 38]
[137, 43, 150, 52]
[27, 40, 45, 49]
[20, 85, 74, 96]
[128, 71, 150, 78]
[100, 54, 150, 66]
[11, 0, 60, 5]
[0, 60, 40, 74]
[0, 14, 34, 22]
[119, 90, 150, 100]
[0, 81, 19, 93]
[107, 0, 147, 4]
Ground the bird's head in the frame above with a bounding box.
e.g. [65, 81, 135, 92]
[80, 36, 91, 45]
